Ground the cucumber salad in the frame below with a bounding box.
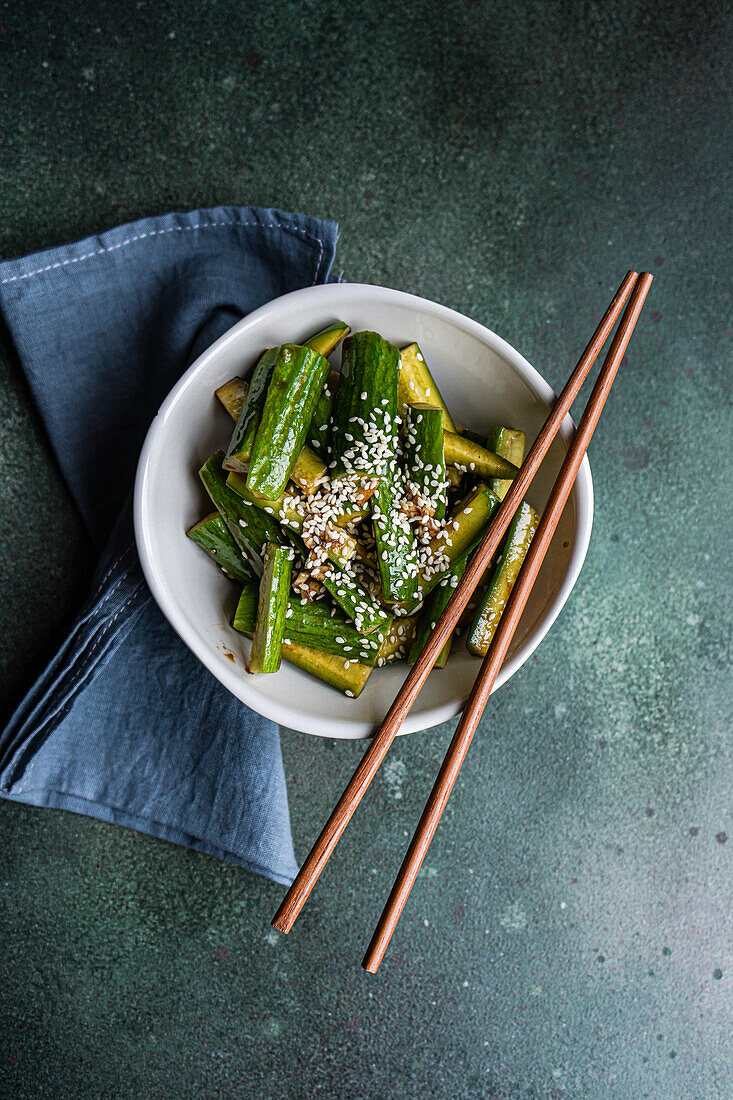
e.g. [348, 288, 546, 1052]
[188, 323, 538, 697]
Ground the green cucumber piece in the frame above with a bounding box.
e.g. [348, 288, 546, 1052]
[216, 377, 248, 420]
[408, 554, 467, 668]
[443, 430, 519, 481]
[329, 331, 400, 481]
[234, 583, 390, 664]
[280, 641, 372, 696]
[217, 372, 326, 493]
[233, 587, 372, 696]
[302, 322, 347, 455]
[485, 426, 525, 501]
[377, 615, 418, 664]
[371, 478, 419, 605]
[224, 348, 279, 474]
[330, 331, 418, 604]
[466, 501, 538, 656]
[288, 447, 327, 495]
[218, 318, 347, 430]
[304, 320, 350, 358]
[186, 512, 255, 584]
[232, 582, 259, 629]
[285, 600, 390, 663]
[199, 452, 285, 574]
[404, 403, 447, 521]
[248, 543, 292, 673]
[246, 344, 330, 498]
[446, 466, 464, 488]
[307, 369, 340, 455]
[422, 484, 500, 593]
[398, 343, 457, 431]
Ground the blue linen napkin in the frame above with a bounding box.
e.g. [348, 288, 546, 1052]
[0, 205, 339, 885]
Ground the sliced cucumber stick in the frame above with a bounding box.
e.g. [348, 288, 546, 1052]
[224, 348, 279, 474]
[217, 373, 326, 493]
[234, 585, 372, 695]
[443, 430, 519, 481]
[280, 641, 373, 696]
[330, 331, 400, 480]
[304, 320, 350, 358]
[186, 512, 255, 584]
[371, 479, 419, 605]
[466, 501, 538, 656]
[307, 368, 340, 455]
[246, 344, 330, 498]
[485, 426, 525, 501]
[408, 554, 467, 668]
[216, 377, 248, 420]
[405, 402, 447, 521]
[330, 331, 418, 604]
[377, 615, 419, 663]
[398, 343, 457, 431]
[234, 583, 390, 664]
[199, 452, 285, 574]
[248, 543, 293, 673]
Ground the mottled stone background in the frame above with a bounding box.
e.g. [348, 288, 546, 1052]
[0, 1, 730, 1097]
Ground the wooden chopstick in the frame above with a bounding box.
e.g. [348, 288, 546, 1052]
[272, 269, 639, 938]
[362, 271, 654, 972]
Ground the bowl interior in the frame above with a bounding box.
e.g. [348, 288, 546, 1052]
[135, 283, 592, 738]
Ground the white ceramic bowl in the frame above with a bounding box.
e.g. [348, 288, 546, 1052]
[134, 283, 593, 739]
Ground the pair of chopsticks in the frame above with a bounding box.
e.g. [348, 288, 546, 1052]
[273, 269, 653, 972]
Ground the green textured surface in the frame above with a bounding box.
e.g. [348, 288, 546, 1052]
[0, 1, 731, 1097]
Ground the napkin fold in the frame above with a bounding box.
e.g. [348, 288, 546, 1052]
[0, 206, 339, 885]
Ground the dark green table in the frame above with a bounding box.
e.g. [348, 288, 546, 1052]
[1, 3, 730, 1097]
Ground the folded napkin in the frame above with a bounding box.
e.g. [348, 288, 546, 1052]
[0, 206, 339, 885]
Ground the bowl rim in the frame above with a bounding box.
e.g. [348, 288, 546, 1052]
[134, 282, 593, 737]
